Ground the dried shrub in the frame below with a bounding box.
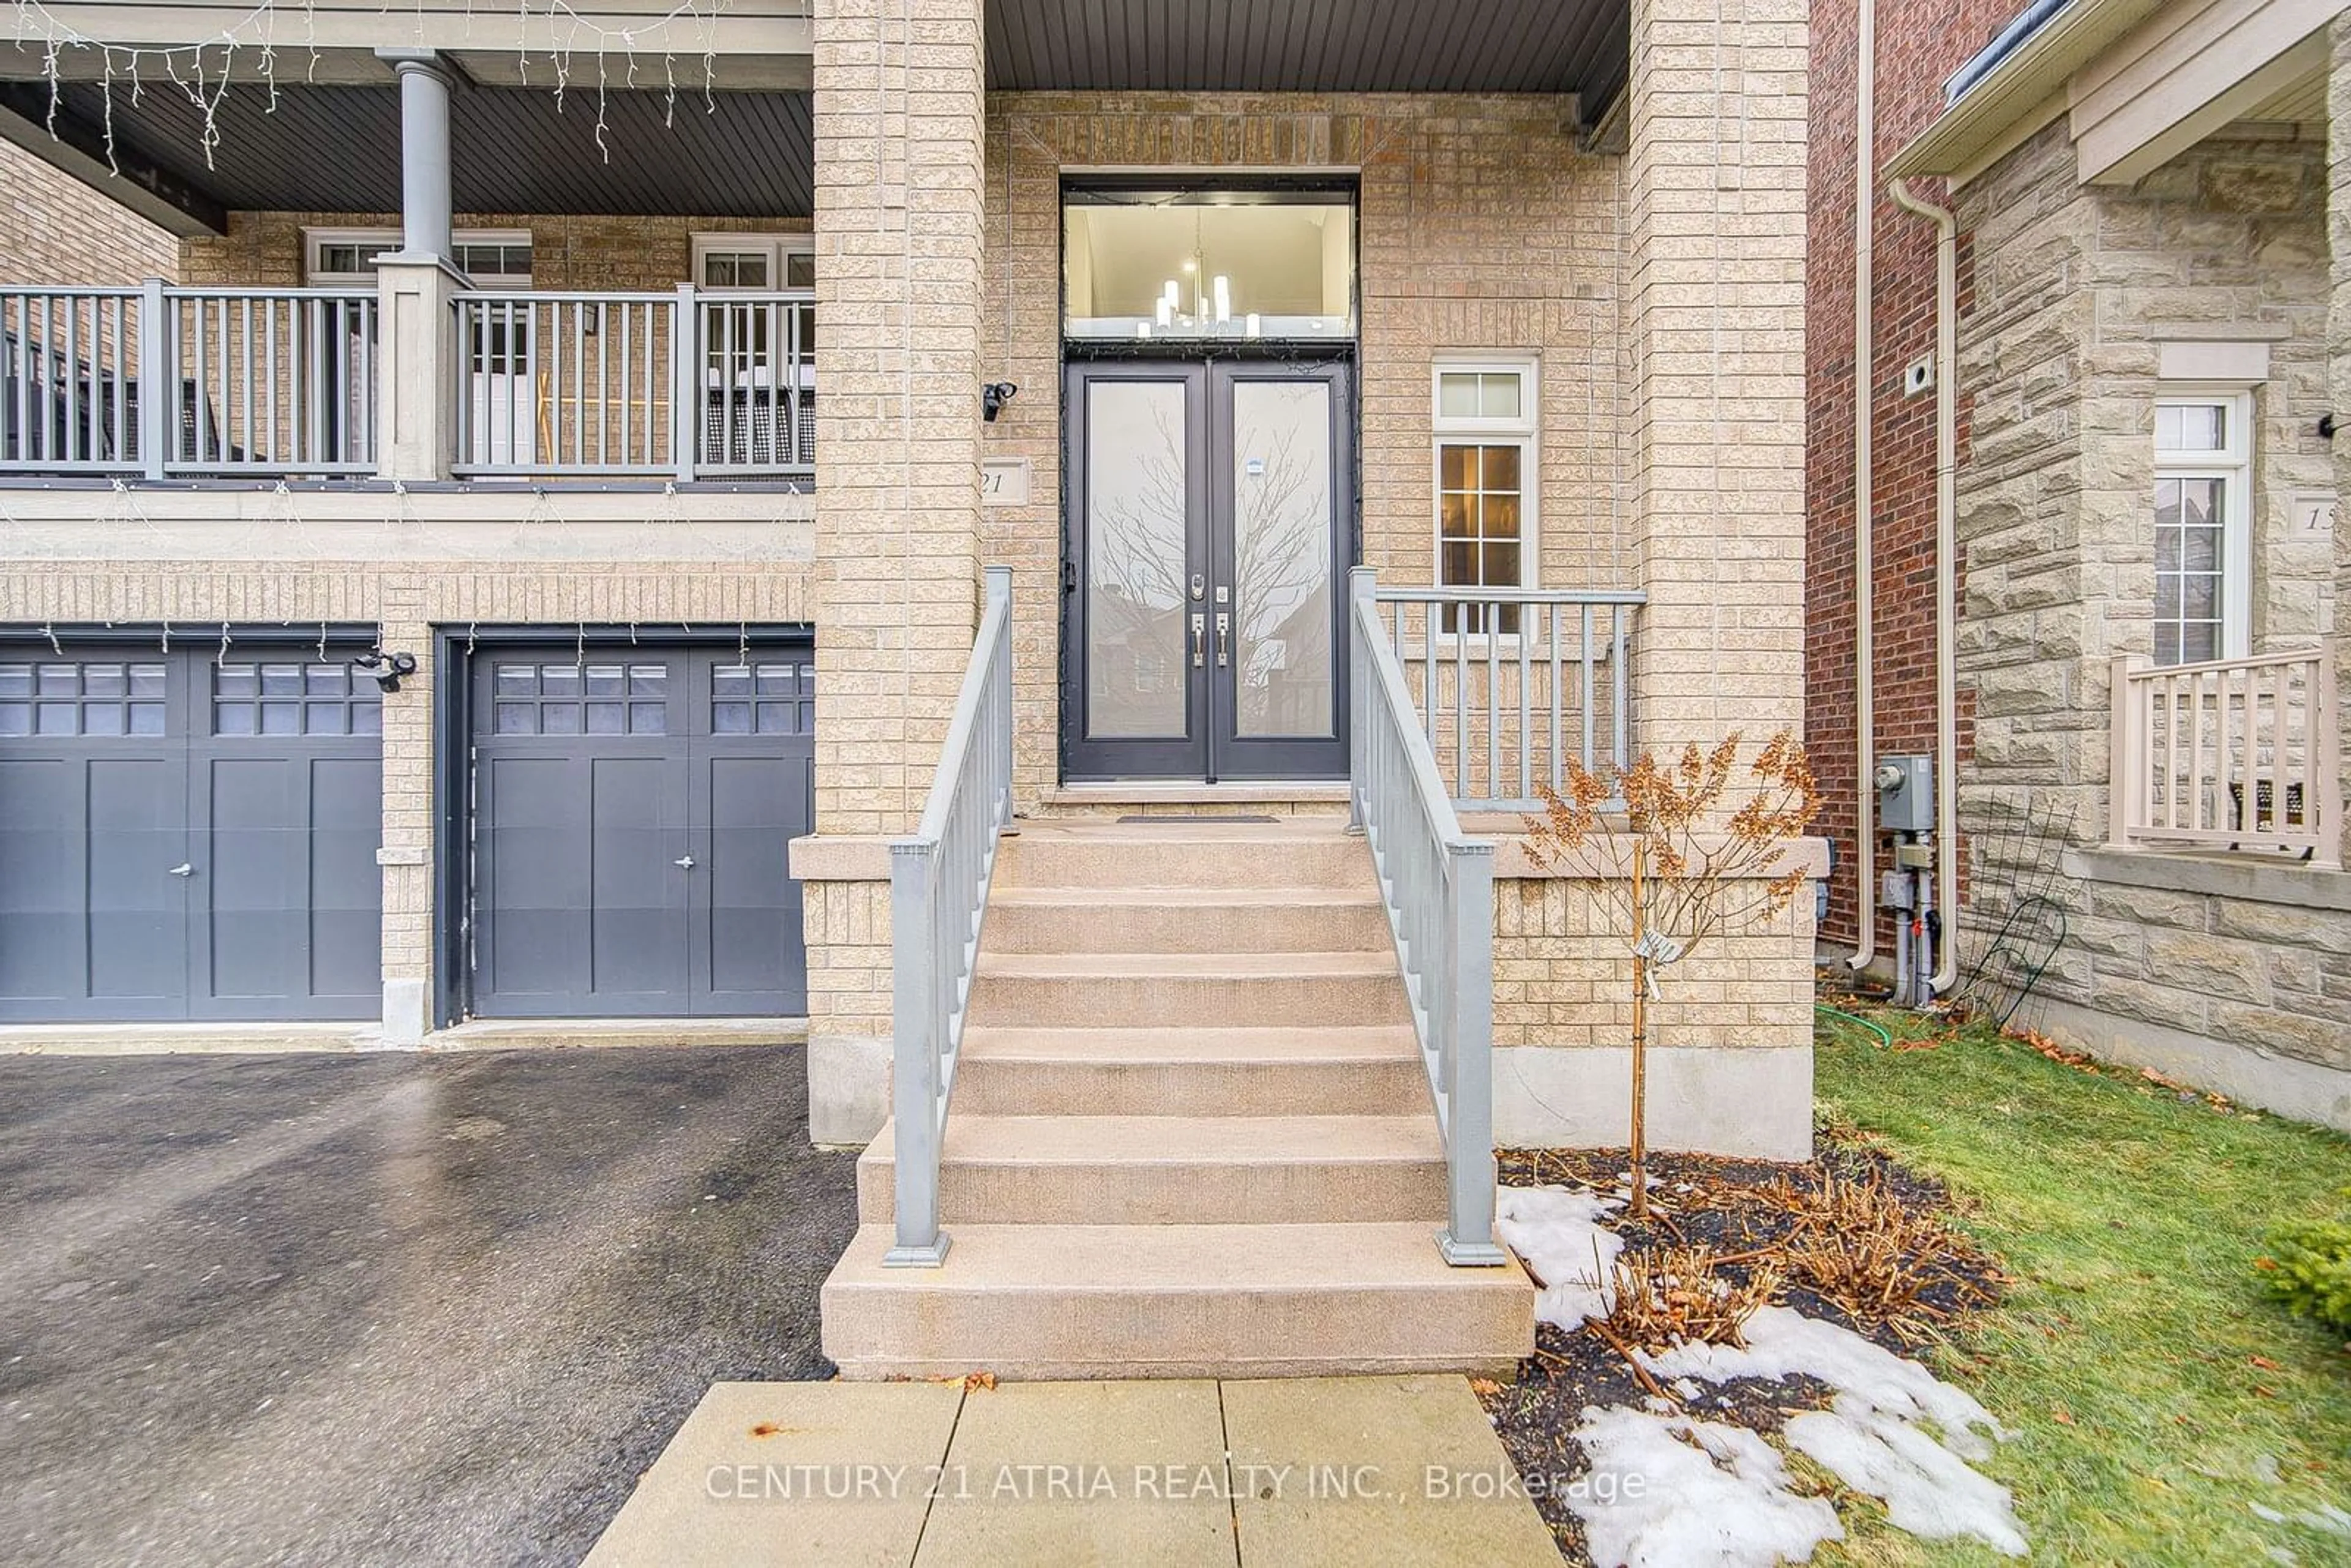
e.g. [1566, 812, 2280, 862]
[1600, 1243, 1783, 1352]
[1764, 1168, 1993, 1341]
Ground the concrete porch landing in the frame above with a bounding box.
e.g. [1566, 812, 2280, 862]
[584, 1375, 1561, 1567]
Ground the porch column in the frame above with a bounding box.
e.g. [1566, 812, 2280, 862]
[372, 48, 459, 483]
[1622, 0, 1810, 751]
[795, 0, 987, 1143]
[2330, 14, 2351, 868]
[385, 50, 455, 260]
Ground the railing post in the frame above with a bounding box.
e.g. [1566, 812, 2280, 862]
[2315, 637, 2342, 871]
[984, 565, 1013, 824]
[1438, 838, 1505, 1266]
[885, 838, 949, 1267]
[1348, 566, 1375, 833]
[138, 279, 169, 481]
[2106, 653, 2140, 850]
[673, 283, 698, 485]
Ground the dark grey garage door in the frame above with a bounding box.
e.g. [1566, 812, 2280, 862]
[0, 642, 383, 1022]
[468, 643, 812, 1018]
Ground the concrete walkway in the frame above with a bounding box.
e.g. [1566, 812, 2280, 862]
[587, 1375, 1562, 1566]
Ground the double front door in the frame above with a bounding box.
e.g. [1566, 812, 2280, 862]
[1063, 361, 1351, 781]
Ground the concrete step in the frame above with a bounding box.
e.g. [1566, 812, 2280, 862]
[953, 1025, 1429, 1117]
[996, 823, 1373, 893]
[822, 1220, 1534, 1380]
[858, 1114, 1448, 1225]
[983, 884, 1392, 955]
[966, 951, 1411, 1029]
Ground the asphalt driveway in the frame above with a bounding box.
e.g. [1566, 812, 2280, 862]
[0, 1046, 858, 1567]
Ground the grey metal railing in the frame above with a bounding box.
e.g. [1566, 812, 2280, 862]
[451, 286, 814, 479]
[1348, 568, 1507, 1267]
[886, 566, 1015, 1267]
[1370, 585, 1645, 810]
[4, 282, 377, 478]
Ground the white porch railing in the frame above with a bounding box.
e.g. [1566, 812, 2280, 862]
[4, 283, 378, 478]
[451, 287, 815, 479]
[1368, 585, 1644, 810]
[886, 566, 1016, 1267]
[2108, 642, 2341, 867]
[1348, 569, 1507, 1266]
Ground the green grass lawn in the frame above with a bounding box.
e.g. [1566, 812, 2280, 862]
[1810, 1008, 2351, 1567]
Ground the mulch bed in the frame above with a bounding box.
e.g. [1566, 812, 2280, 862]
[1480, 1137, 2009, 1565]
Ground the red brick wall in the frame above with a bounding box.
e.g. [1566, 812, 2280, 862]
[1805, 0, 2011, 955]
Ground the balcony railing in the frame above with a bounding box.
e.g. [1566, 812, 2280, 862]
[1368, 585, 1646, 811]
[2, 282, 812, 484]
[2108, 642, 2340, 867]
[4, 283, 378, 478]
[449, 287, 814, 479]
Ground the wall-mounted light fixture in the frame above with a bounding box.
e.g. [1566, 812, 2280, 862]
[981, 381, 1020, 422]
[353, 649, 419, 693]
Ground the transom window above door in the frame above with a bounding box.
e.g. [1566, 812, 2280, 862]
[304, 228, 533, 285]
[1062, 186, 1355, 342]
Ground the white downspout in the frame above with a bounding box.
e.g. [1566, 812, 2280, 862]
[1888, 176, 1961, 994]
[1845, 0, 1881, 975]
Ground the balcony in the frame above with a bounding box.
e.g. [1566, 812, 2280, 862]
[2, 282, 816, 488]
[2107, 642, 2342, 868]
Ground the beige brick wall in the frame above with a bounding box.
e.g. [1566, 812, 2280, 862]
[1493, 875, 1814, 1052]
[2332, 14, 2351, 874]
[979, 92, 1628, 802]
[0, 141, 178, 285]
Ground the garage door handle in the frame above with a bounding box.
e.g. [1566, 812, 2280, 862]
[168, 863, 195, 878]
[674, 856, 696, 870]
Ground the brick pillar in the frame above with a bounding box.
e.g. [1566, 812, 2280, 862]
[1624, 0, 1810, 751]
[798, 0, 986, 1143]
[2330, 15, 2351, 868]
[1615, 0, 1815, 1087]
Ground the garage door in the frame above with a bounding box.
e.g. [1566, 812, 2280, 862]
[468, 642, 812, 1018]
[0, 643, 383, 1022]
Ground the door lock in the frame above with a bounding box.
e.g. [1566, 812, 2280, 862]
[1215, 613, 1231, 667]
[1190, 613, 1206, 668]
[674, 855, 696, 870]
[1190, 572, 1205, 602]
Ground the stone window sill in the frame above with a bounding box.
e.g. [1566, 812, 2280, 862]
[2064, 847, 2351, 912]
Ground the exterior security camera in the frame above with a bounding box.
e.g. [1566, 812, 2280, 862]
[353, 649, 419, 694]
[981, 381, 1019, 421]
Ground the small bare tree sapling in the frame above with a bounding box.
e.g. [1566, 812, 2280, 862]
[1524, 729, 1820, 1217]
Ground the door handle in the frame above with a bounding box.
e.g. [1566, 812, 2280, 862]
[167, 863, 194, 878]
[1215, 612, 1231, 668]
[1190, 613, 1205, 669]
[674, 855, 696, 870]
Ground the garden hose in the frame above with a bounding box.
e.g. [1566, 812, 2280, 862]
[1815, 1003, 1895, 1049]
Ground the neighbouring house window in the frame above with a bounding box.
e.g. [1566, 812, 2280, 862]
[304, 228, 532, 285]
[1433, 357, 1538, 632]
[2153, 392, 2251, 664]
[691, 234, 816, 291]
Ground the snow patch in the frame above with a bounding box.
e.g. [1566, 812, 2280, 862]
[1494, 1184, 1623, 1330]
[1569, 1405, 1843, 1568]
[1642, 1305, 2023, 1556]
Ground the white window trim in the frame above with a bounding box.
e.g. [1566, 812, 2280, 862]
[303, 227, 533, 287]
[691, 233, 815, 291]
[1427, 355, 1540, 649]
[2153, 386, 2254, 662]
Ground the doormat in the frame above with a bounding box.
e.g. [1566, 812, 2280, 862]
[1117, 814, 1278, 824]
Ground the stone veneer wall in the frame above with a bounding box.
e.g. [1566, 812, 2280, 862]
[1953, 116, 2349, 1128]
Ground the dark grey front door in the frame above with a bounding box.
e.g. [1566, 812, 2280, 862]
[0, 642, 384, 1022]
[468, 642, 811, 1019]
[1062, 360, 1351, 782]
